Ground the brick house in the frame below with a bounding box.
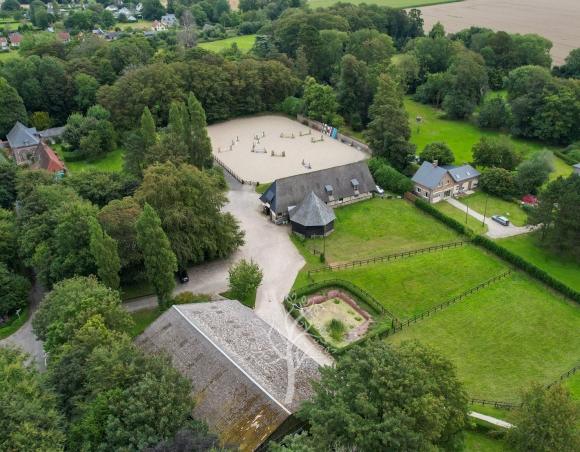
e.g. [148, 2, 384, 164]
[6, 122, 40, 164]
[30, 141, 67, 174]
[411, 160, 481, 204]
[151, 20, 166, 31]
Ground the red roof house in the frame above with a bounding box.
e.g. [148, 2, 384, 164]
[30, 142, 67, 173]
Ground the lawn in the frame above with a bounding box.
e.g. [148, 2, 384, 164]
[457, 191, 528, 227]
[129, 307, 161, 338]
[198, 34, 256, 53]
[53, 144, 124, 173]
[121, 280, 155, 300]
[220, 288, 256, 308]
[0, 52, 20, 61]
[386, 273, 580, 401]
[310, 246, 507, 319]
[303, 197, 464, 264]
[464, 430, 507, 452]
[291, 234, 327, 289]
[405, 97, 568, 170]
[0, 306, 29, 341]
[496, 233, 580, 292]
[433, 200, 489, 234]
[255, 182, 272, 195]
[563, 370, 580, 400]
[308, 0, 462, 9]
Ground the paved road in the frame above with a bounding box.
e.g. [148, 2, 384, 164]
[470, 411, 514, 429]
[0, 278, 46, 371]
[125, 169, 334, 366]
[445, 198, 530, 239]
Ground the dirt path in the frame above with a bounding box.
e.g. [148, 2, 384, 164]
[412, 0, 580, 66]
[445, 198, 530, 239]
[125, 169, 334, 367]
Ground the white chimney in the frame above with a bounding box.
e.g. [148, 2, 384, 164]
[432, 160, 438, 167]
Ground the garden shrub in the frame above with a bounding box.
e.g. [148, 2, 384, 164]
[281, 96, 302, 117]
[367, 157, 412, 194]
[473, 235, 580, 303]
[327, 318, 346, 342]
[414, 198, 475, 238]
[62, 151, 86, 162]
[173, 291, 211, 305]
[480, 167, 515, 197]
[553, 150, 579, 165]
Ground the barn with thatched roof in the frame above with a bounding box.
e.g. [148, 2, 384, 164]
[135, 301, 321, 452]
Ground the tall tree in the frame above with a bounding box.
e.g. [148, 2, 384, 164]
[0, 262, 31, 316]
[364, 73, 416, 171]
[302, 76, 340, 126]
[336, 54, 368, 120]
[0, 77, 27, 139]
[122, 130, 146, 178]
[514, 150, 554, 195]
[187, 91, 213, 170]
[472, 135, 522, 170]
[506, 382, 580, 452]
[0, 345, 66, 451]
[419, 141, 455, 165]
[135, 203, 177, 310]
[293, 340, 470, 451]
[141, 106, 157, 151]
[178, 9, 197, 49]
[88, 217, 121, 290]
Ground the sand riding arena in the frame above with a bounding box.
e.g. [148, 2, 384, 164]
[207, 115, 369, 183]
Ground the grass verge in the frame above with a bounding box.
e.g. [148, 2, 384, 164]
[255, 182, 272, 195]
[220, 288, 257, 308]
[457, 191, 528, 227]
[304, 197, 465, 263]
[386, 273, 580, 401]
[433, 200, 489, 234]
[311, 246, 507, 319]
[0, 306, 29, 341]
[129, 307, 161, 338]
[496, 234, 580, 292]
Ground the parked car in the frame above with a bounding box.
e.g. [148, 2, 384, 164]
[178, 269, 189, 283]
[491, 215, 510, 226]
[375, 185, 384, 194]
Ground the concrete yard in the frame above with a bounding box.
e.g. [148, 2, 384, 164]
[207, 115, 368, 184]
[413, 0, 580, 66]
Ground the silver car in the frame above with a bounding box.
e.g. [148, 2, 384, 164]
[491, 215, 510, 226]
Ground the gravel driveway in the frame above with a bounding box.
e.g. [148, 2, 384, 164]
[446, 198, 530, 239]
[125, 170, 334, 366]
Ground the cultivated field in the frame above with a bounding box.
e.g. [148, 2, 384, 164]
[308, 0, 460, 9]
[386, 272, 580, 400]
[413, 0, 580, 65]
[303, 197, 463, 263]
[207, 115, 368, 183]
[311, 246, 507, 319]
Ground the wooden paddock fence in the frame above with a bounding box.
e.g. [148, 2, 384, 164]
[213, 155, 258, 185]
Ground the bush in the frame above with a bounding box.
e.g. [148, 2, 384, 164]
[61, 142, 74, 153]
[238, 21, 263, 35]
[228, 258, 263, 298]
[477, 96, 509, 130]
[367, 157, 413, 194]
[414, 198, 475, 238]
[350, 113, 363, 132]
[173, 292, 211, 305]
[473, 235, 580, 303]
[480, 167, 515, 197]
[280, 96, 302, 117]
[62, 151, 87, 162]
[419, 141, 455, 165]
[327, 318, 346, 342]
[554, 149, 580, 165]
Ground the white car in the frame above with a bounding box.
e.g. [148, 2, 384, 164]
[375, 185, 384, 194]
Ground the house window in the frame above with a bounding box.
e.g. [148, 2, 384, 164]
[424, 191, 429, 198]
[444, 190, 451, 198]
[446, 180, 450, 185]
[455, 186, 459, 192]
[473, 179, 478, 187]
[416, 187, 422, 193]
[434, 193, 441, 199]
[438, 182, 442, 187]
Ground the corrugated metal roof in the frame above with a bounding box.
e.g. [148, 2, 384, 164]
[135, 301, 320, 452]
[289, 192, 336, 227]
[259, 162, 375, 214]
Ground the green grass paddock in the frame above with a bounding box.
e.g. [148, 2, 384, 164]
[311, 245, 507, 319]
[304, 197, 464, 263]
[496, 234, 580, 292]
[198, 34, 256, 53]
[386, 273, 580, 401]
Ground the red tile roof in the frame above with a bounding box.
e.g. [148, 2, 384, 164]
[30, 142, 67, 173]
[57, 32, 70, 40]
[9, 35, 22, 44]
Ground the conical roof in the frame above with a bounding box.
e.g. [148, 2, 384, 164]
[289, 192, 336, 227]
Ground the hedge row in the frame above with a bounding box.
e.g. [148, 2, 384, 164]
[63, 151, 87, 162]
[414, 198, 475, 238]
[367, 157, 413, 194]
[473, 235, 580, 303]
[553, 150, 579, 166]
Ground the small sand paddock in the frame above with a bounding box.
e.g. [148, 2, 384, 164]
[207, 115, 369, 183]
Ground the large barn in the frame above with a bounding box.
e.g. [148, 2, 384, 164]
[135, 301, 321, 452]
[259, 161, 375, 222]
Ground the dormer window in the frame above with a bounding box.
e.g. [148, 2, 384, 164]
[351, 179, 359, 194]
[325, 184, 334, 201]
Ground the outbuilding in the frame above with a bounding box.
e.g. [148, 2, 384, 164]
[289, 192, 336, 238]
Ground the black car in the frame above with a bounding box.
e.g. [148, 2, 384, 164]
[178, 269, 189, 283]
[491, 215, 510, 226]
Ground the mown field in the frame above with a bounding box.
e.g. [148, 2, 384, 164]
[386, 272, 580, 401]
[310, 245, 507, 319]
[433, 200, 489, 234]
[496, 233, 580, 292]
[458, 192, 528, 227]
[307, 0, 462, 9]
[303, 197, 464, 263]
[198, 34, 256, 52]
[53, 144, 124, 173]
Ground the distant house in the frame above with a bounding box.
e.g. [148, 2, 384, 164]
[143, 30, 157, 37]
[30, 141, 67, 174]
[37, 126, 65, 144]
[127, 15, 137, 21]
[105, 4, 117, 11]
[103, 32, 119, 41]
[289, 192, 336, 238]
[160, 13, 176, 27]
[8, 33, 22, 47]
[151, 20, 165, 31]
[57, 32, 70, 43]
[574, 163, 580, 175]
[135, 301, 321, 452]
[6, 122, 40, 165]
[259, 161, 376, 222]
[92, 28, 104, 36]
[0, 37, 7, 50]
[411, 160, 481, 204]
[118, 7, 131, 15]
